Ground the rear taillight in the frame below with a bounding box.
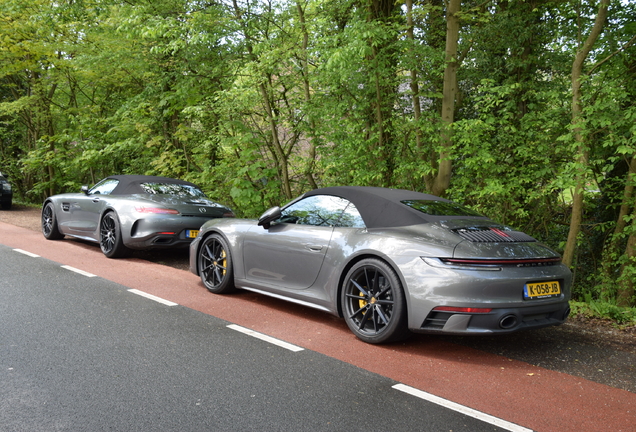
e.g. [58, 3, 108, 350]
[422, 256, 561, 271]
[135, 207, 179, 215]
[442, 257, 561, 267]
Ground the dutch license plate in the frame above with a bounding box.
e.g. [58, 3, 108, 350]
[524, 281, 561, 299]
[186, 229, 199, 239]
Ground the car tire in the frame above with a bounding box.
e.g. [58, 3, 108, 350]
[100, 212, 131, 258]
[341, 258, 409, 344]
[1, 200, 11, 210]
[198, 233, 236, 294]
[41, 202, 64, 240]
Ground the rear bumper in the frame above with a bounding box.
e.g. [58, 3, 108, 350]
[125, 233, 195, 250]
[395, 255, 572, 335]
[413, 301, 570, 335]
[123, 216, 215, 250]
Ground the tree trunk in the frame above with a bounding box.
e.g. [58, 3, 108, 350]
[562, 0, 610, 267]
[405, 0, 430, 191]
[365, 0, 400, 186]
[232, 0, 292, 200]
[600, 157, 636, 295]
[431, 0, 461, 197]
[617, 230, 636, 307]
[296, 1, 318, 190]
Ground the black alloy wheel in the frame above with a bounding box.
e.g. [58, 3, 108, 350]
[198, 234, 235, 294]
[100, 212, 131, 258]
[41, 202, 64, 240]
[341, 258, 409, 344]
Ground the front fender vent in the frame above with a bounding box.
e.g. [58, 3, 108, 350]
[453, 227, 536, 243]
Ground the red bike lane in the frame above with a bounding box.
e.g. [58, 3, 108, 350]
[2, 221, 634, 432]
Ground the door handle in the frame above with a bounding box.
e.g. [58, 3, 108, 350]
[305, 244, 324, 252]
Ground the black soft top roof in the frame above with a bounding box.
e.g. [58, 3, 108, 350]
[303, 186, 484, 229]
[107, 175, 198, 195]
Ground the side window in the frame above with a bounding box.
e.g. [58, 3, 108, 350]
[89, 179, 119, 195]
[279, 195, 350, 227]
[338, 203, 366, 228]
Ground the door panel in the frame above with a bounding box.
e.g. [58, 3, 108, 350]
[58, 195, 104, 237]
[243, 223, 333, 290]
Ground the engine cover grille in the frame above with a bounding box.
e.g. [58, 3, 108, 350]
[453, 227, 536, 243]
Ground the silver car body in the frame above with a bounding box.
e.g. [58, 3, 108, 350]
[190, 186, 571, 337]
[43, 175, 233, 252]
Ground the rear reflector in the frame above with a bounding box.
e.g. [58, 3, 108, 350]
[433, 306, 492, 314]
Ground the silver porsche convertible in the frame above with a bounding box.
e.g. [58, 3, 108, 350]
[42, 175, 234, 258]
[189, 186, 572, 344]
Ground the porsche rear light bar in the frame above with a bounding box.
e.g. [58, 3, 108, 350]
[442, 257, 562, 267]
[421, 256, 561, 271]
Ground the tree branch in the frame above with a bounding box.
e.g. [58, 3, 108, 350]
[588, 34, 636, 75]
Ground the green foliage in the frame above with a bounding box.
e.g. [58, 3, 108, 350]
[570, 299, 636, 327]
[1, 0, 636, 314]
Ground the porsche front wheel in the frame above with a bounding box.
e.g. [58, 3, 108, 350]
[341, 258, 409, 344]
[198, 234, 236, 294]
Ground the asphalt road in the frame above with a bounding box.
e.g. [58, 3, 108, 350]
[1, 243, 510, 432]
[1, 221, 635, 432]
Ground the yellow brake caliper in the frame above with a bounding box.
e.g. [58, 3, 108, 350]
[359, 289, 368, 313]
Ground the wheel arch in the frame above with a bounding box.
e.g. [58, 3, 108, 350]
[194, 228, 232, 275]
[99, 206, 118, 220]
[335, 253, 409, 319]
[42, 198, 59, 213]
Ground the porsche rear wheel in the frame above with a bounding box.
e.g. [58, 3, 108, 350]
[198, 234, 235, 294]
[100, 212, 131, 258]
[341, 258, 409, 344]
[42, 202, 64, 240]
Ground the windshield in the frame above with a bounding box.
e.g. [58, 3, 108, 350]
[401, 199, 483, 217]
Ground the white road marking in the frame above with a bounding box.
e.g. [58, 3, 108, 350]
[128, 289, 178, 306]
[392, 384, 533, 432]
[13, 249, 40, 258]
[61, 265, 96, 278]
[227, 324, 304, 352]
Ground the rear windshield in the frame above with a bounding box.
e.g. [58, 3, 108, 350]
[140, 182, 207, 198]
[401, 199, 483, 217]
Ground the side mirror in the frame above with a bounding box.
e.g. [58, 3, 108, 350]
[258, 206, 282, 229]
[81, 185, 89, 195]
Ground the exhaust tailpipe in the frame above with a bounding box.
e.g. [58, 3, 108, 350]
[499, 314, 518, 329]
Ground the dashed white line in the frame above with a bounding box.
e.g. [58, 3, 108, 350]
[128, 289, 178, 306]
[13, 249, 40, 258]
[61, 265, 96, 278]
[392, 384, 533, 432]
[227, 324, 304, 352]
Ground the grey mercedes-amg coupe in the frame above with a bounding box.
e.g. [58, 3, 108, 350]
[42, 175, 234, 258]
